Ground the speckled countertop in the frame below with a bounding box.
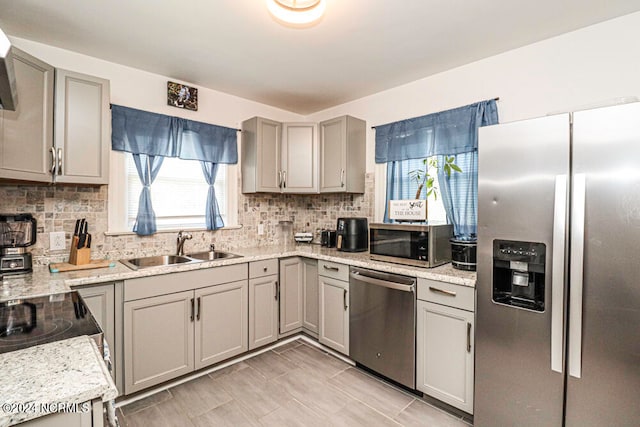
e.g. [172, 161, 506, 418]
[0, 245, 475, 301]
[0, 335, 118, 427]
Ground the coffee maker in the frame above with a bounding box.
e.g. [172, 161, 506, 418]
[0, 214, 36, 275]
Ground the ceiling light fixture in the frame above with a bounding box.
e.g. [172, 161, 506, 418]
[266, 0, 326, 27]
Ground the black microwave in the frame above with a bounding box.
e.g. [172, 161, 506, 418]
[369, 223, 453, 268]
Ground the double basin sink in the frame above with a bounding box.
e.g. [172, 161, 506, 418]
[121, 250, 242, 270]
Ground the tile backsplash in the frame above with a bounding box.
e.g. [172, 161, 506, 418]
[0, 174, 374, 265]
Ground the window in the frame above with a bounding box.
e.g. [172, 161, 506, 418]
[382, 157, 447, 223]
[113, 155, 232, 232]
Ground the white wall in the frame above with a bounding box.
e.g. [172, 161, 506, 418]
[10, 36, 304, 127]
[305, 11, 640, 173]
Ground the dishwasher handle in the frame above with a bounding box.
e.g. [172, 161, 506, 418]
[350, 270, 415, 292]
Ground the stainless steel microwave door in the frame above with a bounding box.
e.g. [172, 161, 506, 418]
[475, 114, 569, 426]
[564, 102, 640, 426]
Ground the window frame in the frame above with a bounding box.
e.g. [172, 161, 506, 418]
[107, 151, 238, 234]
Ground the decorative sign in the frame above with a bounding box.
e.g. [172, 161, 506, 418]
[167, 81, 198, 111]
[388, 199, 427, 221]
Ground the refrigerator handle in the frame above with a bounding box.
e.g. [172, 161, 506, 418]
[569, 173, 586, 378]
[551, 174, 568, 373]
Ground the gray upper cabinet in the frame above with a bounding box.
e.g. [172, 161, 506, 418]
[319, 115, 366, 193]
[281, 122, 318, 193]
[0, 48, 54, 182]
[54, 69, 110, 184]
[242, 117, 318, 194]
[242, 116, 282, 193]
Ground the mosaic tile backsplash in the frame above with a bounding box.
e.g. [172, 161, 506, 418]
[0, 174, 374, 265]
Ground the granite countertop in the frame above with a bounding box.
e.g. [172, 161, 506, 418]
[1, 244, 476, 302]
[0, 335, 118, 427]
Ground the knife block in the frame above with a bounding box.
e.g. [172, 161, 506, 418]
[69, 237, 91, 265]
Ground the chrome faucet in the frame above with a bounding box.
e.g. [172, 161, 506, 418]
[176, 230, 193, 256]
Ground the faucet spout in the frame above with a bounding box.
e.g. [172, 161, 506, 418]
[176, 230, 193, 256]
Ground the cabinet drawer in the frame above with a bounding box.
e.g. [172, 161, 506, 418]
[249, 259, 279, 278]
[318, 260, 349, 281]
[417, 278, 474, 312]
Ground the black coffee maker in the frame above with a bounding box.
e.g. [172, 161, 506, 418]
[0, 214, 36, 275]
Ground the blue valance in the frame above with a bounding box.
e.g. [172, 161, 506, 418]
[375, 99, 498, 163]
[111, 104, 238, 164]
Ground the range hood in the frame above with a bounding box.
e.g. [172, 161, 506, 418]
[0, 27, 18, 111]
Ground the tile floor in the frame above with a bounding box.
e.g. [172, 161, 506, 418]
[117, 339, 470, 426]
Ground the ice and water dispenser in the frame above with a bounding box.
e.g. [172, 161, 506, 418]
[492, 240, 546, 312]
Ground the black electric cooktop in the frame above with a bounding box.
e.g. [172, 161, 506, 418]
[0, 291, 102, 354]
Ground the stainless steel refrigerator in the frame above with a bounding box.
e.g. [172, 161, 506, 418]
[475, 101, 640, 426]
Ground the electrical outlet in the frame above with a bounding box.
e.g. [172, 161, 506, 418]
[257, 223, 265, 235]
[50, 231, 66, 251]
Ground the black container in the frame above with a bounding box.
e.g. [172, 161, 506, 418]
[450, 238, 477, 271]
[320, 230, 337, 248]
[336, 218, 368, 252]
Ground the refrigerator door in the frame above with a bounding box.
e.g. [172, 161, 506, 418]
[565, 102, 640, 426]
[475, 114, 569, 426]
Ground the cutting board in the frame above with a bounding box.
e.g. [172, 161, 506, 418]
[49, 259, 116, 273]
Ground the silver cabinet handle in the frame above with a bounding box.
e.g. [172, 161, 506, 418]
[340, 169, 345, 187]
[343, 289, 348, 310]
[274, 281, 278, 300]
[428, 286, 456, 297]
[569, 173, 586, 378]
[190, 298, 195, 322]
[49, 147, 57, 175]
[282, 171, 287, 189]
[57, 148, 63, 175]
[196, 297, 201, 321]
[551, 174, 568, 373]
[467, 322, 472, 353]
[324, 265, 339, 272]
[277, 170, 282, 188]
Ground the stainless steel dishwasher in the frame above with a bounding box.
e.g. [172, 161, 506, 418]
[349, 267, 416, 389]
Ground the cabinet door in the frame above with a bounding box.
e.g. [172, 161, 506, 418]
[0, 48, 53, 182]
[249, 275, 278, 350]
[124, 290, 194, 394]
[282, 122, 318, 193]
[319, 276, 349, 355]
[77, 284, 116, 383]
[256, 117, 282, 192]
[279, 257, 303, 334]
[54, 69, 110, 184]
[195, 280, 248, 369]
[319, 116, 347, 192]
[416, 300, 474, 414]
[302, 258, 319, 334]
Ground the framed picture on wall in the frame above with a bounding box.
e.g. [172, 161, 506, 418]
[167, 81, 198, 111]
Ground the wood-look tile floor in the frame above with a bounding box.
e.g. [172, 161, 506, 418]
[118, 340, 470, 427]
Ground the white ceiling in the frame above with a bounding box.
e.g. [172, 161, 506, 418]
[1, 0, 640, 114]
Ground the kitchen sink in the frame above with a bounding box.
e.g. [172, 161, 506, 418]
[186, 250, 242, 261]
[120, 254, 199, 270]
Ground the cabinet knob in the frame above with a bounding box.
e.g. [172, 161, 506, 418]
[263, 266, 268, 272]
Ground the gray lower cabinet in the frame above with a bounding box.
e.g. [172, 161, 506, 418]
[54, 69, 110, 184]
[416, 279, 475, 414]
[318, 115, 366, 193]
[123, 264, 249, 395]
[195, 280, 248, 369]
[248, 274, 278, 350]
[124, 290, 195, 394]
[0, 48, 54, 182]
[279, 257, 303, 334]
[21, 400, 104, 427]
[318, 274, 349, 355]
[76, 282, 122, 391]
[301, 258, 319, 335]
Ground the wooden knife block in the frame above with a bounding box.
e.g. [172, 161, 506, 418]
[69, 236, 91, 265]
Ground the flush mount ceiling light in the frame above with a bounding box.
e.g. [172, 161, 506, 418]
[266, 0, 326, 27]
